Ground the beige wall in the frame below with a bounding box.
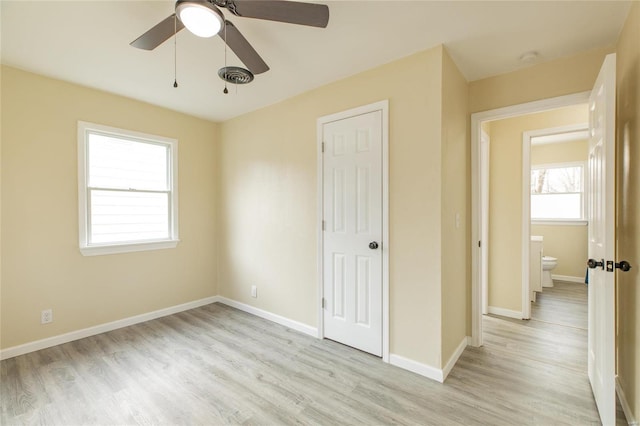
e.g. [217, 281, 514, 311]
[531, 139, 588, 164]
[487, 105, 588, 311]
[530, 225, 587, 278]
[440, 49, 469, 362]
[470, 46, 613, 114]
[219, 45, 468, 369]
[531, 139, 588, 278]
[615, 1, 640, 421]
[1, 66, 219, 349]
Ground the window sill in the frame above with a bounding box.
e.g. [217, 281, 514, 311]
[80, 239, 180, 256]
[531, 220, 587, 226]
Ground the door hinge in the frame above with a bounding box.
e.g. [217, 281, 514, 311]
[322, 142, 325, 153]
[478, 240, 481, 248]
[322, 298, 326, 309]
[322, 220, 326, 231]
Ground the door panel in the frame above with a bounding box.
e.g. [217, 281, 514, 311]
[332, 169, 346, 232]
[332, 253, 346, 319]
[323, 110, 382, 356]
[355, 255, 371, 325]
[356, 166, 370, 233]
[587, 53, 616, 426]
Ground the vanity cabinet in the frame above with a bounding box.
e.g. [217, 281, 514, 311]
[530, 236, 543, 301]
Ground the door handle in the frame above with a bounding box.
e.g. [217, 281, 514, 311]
[587, 258, 604, 270]
[605, 260, 632, 272]
[369, 241, 379, 250]
[615, 261, 632, 272]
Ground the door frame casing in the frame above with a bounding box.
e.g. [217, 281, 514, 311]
[480, 130, 490, 316]
[470, 91, 590, 347]
[316, 100, 390, 362]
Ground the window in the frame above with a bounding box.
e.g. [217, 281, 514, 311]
[531, 162, 586, 223]
[78, 121, 179, 255]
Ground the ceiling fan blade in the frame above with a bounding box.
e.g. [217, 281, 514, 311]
[130, 14, 185, 50]
[229, 0, 329, 28]
[219, 20, 270, 74]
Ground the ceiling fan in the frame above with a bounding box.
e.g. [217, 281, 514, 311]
[130, 0, 330, 76]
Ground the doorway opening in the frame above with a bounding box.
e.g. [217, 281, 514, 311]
[527, 123, 590, 327]
[471, 91, 590, 345]
[479, 117, 590, 324]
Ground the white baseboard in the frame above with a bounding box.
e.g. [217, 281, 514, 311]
[442, 336, 469, 381]
[0, 296, 220, 361]
[389, 353, 444, 383]
[488, 306, 523, 320]
[552, 274, 586, 283]
[216, 297, 318, 338]
[616, 376, 638, 425]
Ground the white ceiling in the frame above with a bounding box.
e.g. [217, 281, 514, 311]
[1, 1, 631, 122]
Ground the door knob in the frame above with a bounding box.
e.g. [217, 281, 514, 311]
[369, 241, 379, 250]
[587, 258, 604, 270]
[615, 261, 632, 272]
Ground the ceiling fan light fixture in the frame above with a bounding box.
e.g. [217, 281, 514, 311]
[176, 0, 224, 38]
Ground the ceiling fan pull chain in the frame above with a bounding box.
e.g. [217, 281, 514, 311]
[173, 14, 178, 88]
[223, 20, 228, 94]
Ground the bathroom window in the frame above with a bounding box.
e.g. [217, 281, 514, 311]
[531, 162, 586, 223]
[78, 121, 179, 256]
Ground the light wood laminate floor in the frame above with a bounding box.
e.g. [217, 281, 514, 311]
[532, 280, 588, 329]
[1, 300, 624, 425]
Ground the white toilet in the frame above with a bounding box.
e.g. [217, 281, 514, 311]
[542, 256, 558, 288]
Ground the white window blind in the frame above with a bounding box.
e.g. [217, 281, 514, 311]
[78, 122, 179, 255]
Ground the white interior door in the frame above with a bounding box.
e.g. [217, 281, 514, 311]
[587, 53, 616, 426]
[322, 110, 383, 357]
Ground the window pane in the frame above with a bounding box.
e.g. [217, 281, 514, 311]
[531, 166, 582, 194]
[531, 193, 582, 219]
[88, 133, 168, 191]
[90, 190, 169, 244]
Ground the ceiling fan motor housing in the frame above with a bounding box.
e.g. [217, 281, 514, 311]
[212, 0, 238, 15]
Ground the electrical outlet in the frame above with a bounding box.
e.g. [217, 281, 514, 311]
[251, 285, 257, 298]
[41, 309, 53, 324]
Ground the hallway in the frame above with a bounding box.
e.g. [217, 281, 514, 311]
[468, 280, 627, 424]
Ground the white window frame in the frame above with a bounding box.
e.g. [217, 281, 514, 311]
[78, 121, 179, 256]
[531, 160, 587, 225]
